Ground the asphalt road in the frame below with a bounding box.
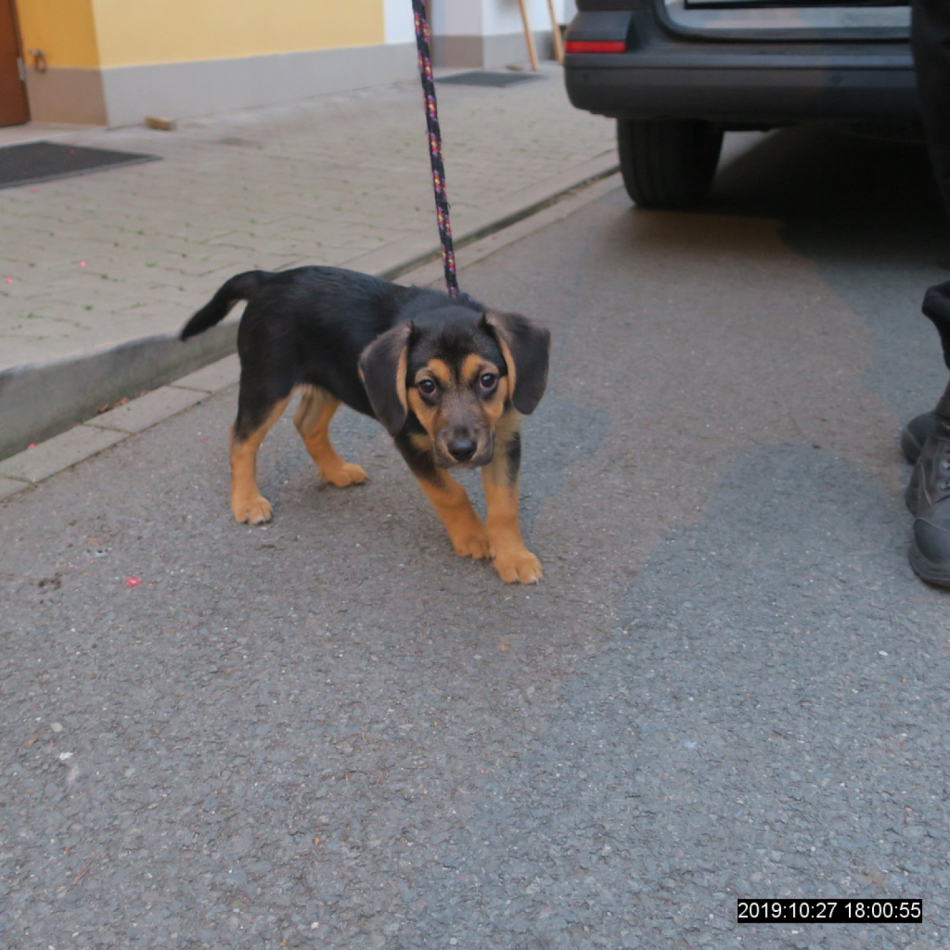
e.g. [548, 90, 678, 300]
[3, 127, 950, 950]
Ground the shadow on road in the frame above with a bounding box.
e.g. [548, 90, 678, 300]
[626, 126, 950, 415]
[711, 127, 945, 250]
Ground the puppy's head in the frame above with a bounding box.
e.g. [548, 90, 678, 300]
[359, 306, 550, 468]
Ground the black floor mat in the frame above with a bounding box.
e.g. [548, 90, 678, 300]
[436, 71, 542, 88]
[0, 141, 160, 190]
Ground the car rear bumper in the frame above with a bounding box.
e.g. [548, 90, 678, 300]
[566, 57, 919, 125]
[564, 11, 919, 126]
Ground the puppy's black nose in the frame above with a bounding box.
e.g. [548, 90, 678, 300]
[447, 438, 477, 462]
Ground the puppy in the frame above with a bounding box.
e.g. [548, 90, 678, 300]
[180, 266, 550, 583]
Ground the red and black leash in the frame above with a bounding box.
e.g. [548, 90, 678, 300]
[411, 0, 461, 298]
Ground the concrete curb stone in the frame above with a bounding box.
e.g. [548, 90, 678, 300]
[171, 354, 240, 392]
[0, 322, 238, 460]
[0, 425, 127, 484]
[0, 350, 242, 491]
[0, 475, 27, 500]
[85, 385, 213, 434]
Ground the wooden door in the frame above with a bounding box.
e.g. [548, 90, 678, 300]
[0, 0, 29, 127]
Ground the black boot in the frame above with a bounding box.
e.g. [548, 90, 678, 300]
[901, 410, 937, 465]
[905, 280, 950, 585]
[907, 388, 950, 586]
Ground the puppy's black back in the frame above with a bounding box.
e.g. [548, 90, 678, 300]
[235, 266, 479, 421]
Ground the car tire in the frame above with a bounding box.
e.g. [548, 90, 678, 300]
[617, 119, 724, 210]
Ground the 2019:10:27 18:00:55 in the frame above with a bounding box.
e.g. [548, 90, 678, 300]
[737, 898, 922, 923]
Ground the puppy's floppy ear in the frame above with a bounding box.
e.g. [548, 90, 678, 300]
[359, 323, 412, 436]
[482, 311, 551, 415]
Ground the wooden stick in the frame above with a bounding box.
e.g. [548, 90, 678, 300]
[516, 0, 540, 71]
[546, 0, 565, 65]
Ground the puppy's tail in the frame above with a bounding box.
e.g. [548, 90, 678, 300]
[180, 270, 273, 340]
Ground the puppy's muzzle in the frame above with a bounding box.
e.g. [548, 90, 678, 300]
[437, 427, 494, 468]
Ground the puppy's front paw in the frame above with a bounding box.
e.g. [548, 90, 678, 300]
[322, 462, 368, 488]
[452, 528, 492, 560]
[232, 494, 273, 525]
[493, 547, 543, 584]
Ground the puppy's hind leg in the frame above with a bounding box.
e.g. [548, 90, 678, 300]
[230, 396, 291, 524]
[293, 386, 367, 487]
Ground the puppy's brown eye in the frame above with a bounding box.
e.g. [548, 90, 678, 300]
[417, 379, 437, 397]
[479, 373, 498, 393]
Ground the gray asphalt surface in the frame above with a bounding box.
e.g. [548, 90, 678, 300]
[3, 127, 950, 949]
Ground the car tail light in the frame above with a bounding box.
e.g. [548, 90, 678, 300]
[565, 40, 626, 54]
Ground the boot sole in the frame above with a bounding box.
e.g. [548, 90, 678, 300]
[908, 540, 950, 588]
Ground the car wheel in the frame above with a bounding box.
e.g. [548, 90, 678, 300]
[617, 119, 724, 210]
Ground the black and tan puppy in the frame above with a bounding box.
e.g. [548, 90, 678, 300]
[180, 266, 550, 583]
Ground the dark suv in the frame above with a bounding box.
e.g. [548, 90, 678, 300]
[564, 0, 918, 209]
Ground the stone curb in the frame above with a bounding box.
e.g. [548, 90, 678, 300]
[0, 171, 621, 502]
[0, 323, 238, 461]
[0, 357, 241, 491]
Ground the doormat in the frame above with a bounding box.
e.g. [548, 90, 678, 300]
[436, 71, 543, 88]
[0, 141, 160, 190]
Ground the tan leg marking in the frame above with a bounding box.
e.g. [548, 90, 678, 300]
[415, 472, 491, 559]
[230, 397, 291, 524]
[481, 422, 542, 584]
[293, 387, 367, 487]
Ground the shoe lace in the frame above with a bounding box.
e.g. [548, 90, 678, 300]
[933, 444, 950, 497]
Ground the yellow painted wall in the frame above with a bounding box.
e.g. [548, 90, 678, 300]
[14, 0, 385, 70]
[15, 0, 100, 69]
[92, 0, 385, 68]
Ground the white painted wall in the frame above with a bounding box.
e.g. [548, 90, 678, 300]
[483, 0, 554, 36]
[377, 1, 580, 53]
[431, 4, 483, 36]
[383, 0, 417, 44]
[429, 0, 575, 38]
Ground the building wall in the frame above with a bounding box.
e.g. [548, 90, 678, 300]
[384, 0, 417, 45]
[12, 0, 564, 128]
[431, 0, 564, 70]
[90, 0, 385, 67]
[16, 0, 104, 124]
[15, 0, 99, 69]
[15, 0, 416, 126]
